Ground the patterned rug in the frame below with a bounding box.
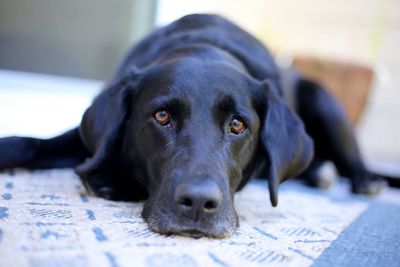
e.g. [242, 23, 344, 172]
[1, 169, 398, 267]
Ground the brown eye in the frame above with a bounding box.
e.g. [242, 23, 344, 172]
[154, 110, 170, 125]
[229, 117, 246, 134]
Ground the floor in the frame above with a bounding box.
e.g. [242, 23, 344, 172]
[0, 69, 399, 267]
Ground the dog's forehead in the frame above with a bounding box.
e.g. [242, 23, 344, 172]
[139, 60, 254, 107]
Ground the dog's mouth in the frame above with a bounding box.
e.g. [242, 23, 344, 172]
[155, 225, 236, 239]
[170, 229, 213, 239]
[144, 209, 239, 239]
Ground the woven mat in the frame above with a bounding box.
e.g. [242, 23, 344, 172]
[0, 169, 381, 267]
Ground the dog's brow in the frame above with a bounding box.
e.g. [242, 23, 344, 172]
[150, 96, 189, 115]
[214, 94, 251, 117]
[149, 95, 172, 110]
[213, 93, 257, 130]
[216, 95, 236, 113]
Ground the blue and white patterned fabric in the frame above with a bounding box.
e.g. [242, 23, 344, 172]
[1, 169, 399, 267]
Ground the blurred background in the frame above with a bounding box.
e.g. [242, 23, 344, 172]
[0, 0, 399, 172]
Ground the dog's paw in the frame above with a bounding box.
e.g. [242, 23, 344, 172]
[96, 187, 117, 200]
[351, 177, 385, 195]
[82, 180, 120, 200]
[304, 174, 332, 189]
[91, 186, 134, 201]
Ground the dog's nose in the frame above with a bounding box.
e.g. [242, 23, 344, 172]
[174, 181, 222, 221]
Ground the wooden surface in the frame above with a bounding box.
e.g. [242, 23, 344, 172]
[293, 57, 374, 125]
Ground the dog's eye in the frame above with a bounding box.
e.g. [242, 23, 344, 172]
[229, 117, 246, 134]
[154, 110, 170, 126]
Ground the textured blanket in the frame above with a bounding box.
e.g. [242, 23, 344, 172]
[1, 169, 399, 267]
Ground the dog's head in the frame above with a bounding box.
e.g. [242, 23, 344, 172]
[76, 58, 313, 238]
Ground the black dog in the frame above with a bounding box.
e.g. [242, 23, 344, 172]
[0, 14, 381, 238]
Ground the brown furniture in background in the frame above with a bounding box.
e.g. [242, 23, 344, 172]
[292, 56, 375, 125]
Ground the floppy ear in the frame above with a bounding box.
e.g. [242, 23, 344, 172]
[75, 73, 140, 178]
[259, 81, 314, 207]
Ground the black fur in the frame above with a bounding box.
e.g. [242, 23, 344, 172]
[0, 14, 382, 238]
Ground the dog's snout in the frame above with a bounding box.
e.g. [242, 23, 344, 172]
[174, 181, 222, 221]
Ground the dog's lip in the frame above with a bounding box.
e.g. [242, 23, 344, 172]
[166, 228, 223, 239]
[145, 213, 237, 239]
[176, 229, 208, 238]
[157, 223, 235, 239]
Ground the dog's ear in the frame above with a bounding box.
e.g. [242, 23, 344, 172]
[75, 72, 141, 178]
[258, 80, 314, 207]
